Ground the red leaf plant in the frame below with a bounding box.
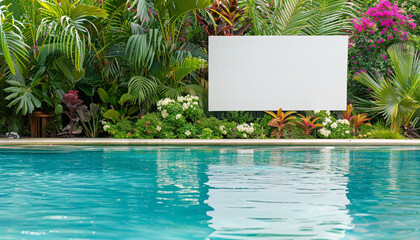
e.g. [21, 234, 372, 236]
[341, 104, 354, 122]
[265, 108, 296, 139]
[351, 113, 371, 135]
[296, 115, 323, 138]
[197, 0, 251, 36]
[62, 90, 83, 137]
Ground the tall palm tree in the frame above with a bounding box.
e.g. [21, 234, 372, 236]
[355, 44, 420, 133]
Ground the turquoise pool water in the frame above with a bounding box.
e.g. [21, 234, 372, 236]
[0, 146, 419, 239]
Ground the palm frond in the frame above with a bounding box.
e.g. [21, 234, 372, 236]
[36, 0, 107, 71]
[128, 75, 159, 103]
[125, 28, 162, 70]
[0, 1, 29, 74]
[172, 56, 207, 83]
[304, 0, 356, 35]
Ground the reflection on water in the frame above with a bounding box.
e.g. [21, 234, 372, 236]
[344, 148, 420, 240]
[206, 147, 352, 239]
[0, 146, 419, 239]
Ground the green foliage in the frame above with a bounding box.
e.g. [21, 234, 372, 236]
[0, 1, 28, 74]
[354, 44, 420, 133]
[103, 119, 135, 138]
[254, 114, 272, 138]
[243, 0, 357, 36]
[4, 79, 42, 115]
[176, 123, 198, 138]
[196, 117, 224, 138]
[200, 128, 217, 139]
[369, 128, 405, 139]
[77, 103, 101, 138]
[103, 109, 121, 123]
[133, 112, 163, 139]
[283, 124, 307, 139]
[222, 111, 254, 124]
[36, 0, 107, 71]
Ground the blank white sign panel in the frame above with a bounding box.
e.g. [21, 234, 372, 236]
[209, 36, 348, 111]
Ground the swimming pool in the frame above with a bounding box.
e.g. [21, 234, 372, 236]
[0, 146, 419, 239]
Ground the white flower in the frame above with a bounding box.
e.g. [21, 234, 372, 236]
[103, 125, 110, 131]
[236, 123, 255, 134]
[243, 133, 247, 138]
[157, 126, 162, 132]
[319, 127, 331, 137]
[185, 130, 191, 136]
[219, 125, 225, 131]
[345, 130, 350, 134]
[177, 96, 185, 102]
[176, 114, 182, 120]
[161, 109, 169, 118]
[322, 117, 332, 126]
[193, 102, 198, 105]
[314, 110, 320, 114]
[331, 122, 338, 129]
[326, 110, 331, 115]
[338, 119, 350, 125]
[182, 103, 189, 111]
[158, 98, 175, 106]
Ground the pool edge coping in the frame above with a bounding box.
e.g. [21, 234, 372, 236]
[1, 138, 420, 146]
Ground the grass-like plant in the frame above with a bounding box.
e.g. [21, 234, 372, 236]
[265, 108, 296, 138]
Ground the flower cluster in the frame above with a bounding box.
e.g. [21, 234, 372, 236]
[219, 125, 227, 135]
[347, 0, 417, 101]
[315, 111, 352, 139]
[236, 123, 255, 137]
[176, 95, 202, 121]
[157, 98, 175, 110]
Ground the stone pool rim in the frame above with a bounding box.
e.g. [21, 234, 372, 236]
[0, 138, 420, 146]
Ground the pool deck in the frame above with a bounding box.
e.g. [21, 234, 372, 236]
[0, 138, 420, 146]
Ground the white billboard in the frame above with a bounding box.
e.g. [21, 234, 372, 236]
[208, 36, 348, 111]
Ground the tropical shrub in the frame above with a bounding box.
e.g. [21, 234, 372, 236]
[196, 0, 251, 36]
[354, 44, 420, 134]
[196, 117, 225, 138]
[132, 112, 163, 139]
[315, 110, 352, 139]
[61, 90, 83, 137]
[103, 119, 135, 139]
[265, 108, 296, 139]
[222, 111, 254, 125]
[351, 113, 372, 135]
[177, 123, 199, 139]
[296, 115, 323, 138]
[347, 0, 417, 100]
